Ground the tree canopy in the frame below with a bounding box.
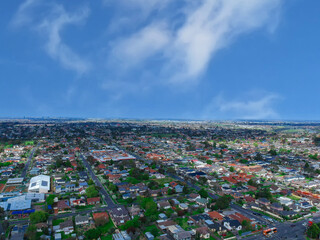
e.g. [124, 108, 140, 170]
[46, 194, 56, 206]
[85, 228, 102, 240]
[30, 211, 48, 224]
[213, 195, 232, 210]
[86, 185, 99, 198]
[198, 188, 209, 198]
[307, 223, 320, 239]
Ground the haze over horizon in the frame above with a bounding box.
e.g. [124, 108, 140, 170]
[1, 0, 320, 120]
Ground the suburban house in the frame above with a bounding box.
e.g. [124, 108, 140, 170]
[108, 206, 130, 226]
[93, 212, 109, 222]
[59, 219, 74, 234]
[54, 200, 71, 214]
[87, 197, 100, 205]
[222, 217, 242, 231]
[75, 215, 90, 226]
[194, 227, 210, 239]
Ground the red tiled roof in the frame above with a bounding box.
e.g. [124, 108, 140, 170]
[87, 197, 100, 204]
[208, 211, 224, 221]
[93, 212, 109, 221]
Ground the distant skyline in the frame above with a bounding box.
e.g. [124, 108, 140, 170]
[1, 0, 320, 120]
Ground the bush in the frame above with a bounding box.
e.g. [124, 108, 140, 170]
[30, 211, 48, 224]
[85, 228, 101, 240]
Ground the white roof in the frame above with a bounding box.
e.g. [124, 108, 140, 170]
[28, 175, 50, 192]
[9, 200, 31, 210]
[7, 178, 24, 184]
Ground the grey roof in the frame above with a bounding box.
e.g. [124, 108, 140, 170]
[75, 215, 89, 223]
[176, 231, 191, 239]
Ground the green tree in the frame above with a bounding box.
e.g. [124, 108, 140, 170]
[198, 188, 209, 198]
[148, 180, 160, 190]
[88, 179, 94, 185]
[229, 166, 235, 172]
[214, 195, 232, 210]
[45, 194, 56, 206]
[120, 216, 139, 230]
[24, 224, 37, 240]
[241, 220, 252, 231]
[30, 211, 48, 224]
[86, 185, 99, 198]
[309, 154, 318, 160]
[254, 152, 263, 161]
[219, 144, 228, 149]
[145, 201, 158, 216]
[268, 149, 277, 156]
[85, 228, 101, 240]
[199, 177, 207, 185]
[248, 179, 258, 187]
[108, 183, 118, 192]
[183, 186, 190, 194]
[305, 162, 310, 169]
[307, 223, 320, 239]
[256, 188, 272, 200]
[138, 197, 158, 217]
[239, 159, 248, 164]
[0, 207, 5, 219]
[206, 160, 213, 165]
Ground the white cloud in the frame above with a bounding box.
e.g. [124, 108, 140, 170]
[112, 23, 170, 68]
[169, 0, 282, 82]
[110, 0, 282, 84]
[38, 5, 91, 75]
[11, 0, 39, 27]
[204, 92, 281, 120]
[12, 1, 91, 75]
[103, 0, 169, 16]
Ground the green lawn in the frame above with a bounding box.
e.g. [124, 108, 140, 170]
[175, 217, 198, 230]
[75, 205, 95, 210]
[288, 195, 301, 201]
[61, 232, 73, 239]
[24, 141, 34, 145]
[98, 220, 115, 234]
[144, 225, 160, 236]
[53, 219, 65, 226]
[101, 236, 113, 240]
[153, 177, 173, 185]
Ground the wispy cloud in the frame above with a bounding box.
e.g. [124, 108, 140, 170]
[103, 0, 169, 17]
[11, 0, 39, 27]
[110, 0, 282, 84]
[112, 22, 170, 68]
[12, 1, 91, 75]
[204, 92, 281, 120]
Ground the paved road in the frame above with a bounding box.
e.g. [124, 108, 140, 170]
[21, 143, 39, 178]
[243, 214, 320, 240]
[80, 154, 116, 209]
[231, 204, 269, 225]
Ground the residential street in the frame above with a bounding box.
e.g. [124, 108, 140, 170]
[21, 143, 39, 178]
[80, 154, 116, 209]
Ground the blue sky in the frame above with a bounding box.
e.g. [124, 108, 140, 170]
[1, 0, 320, 120]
